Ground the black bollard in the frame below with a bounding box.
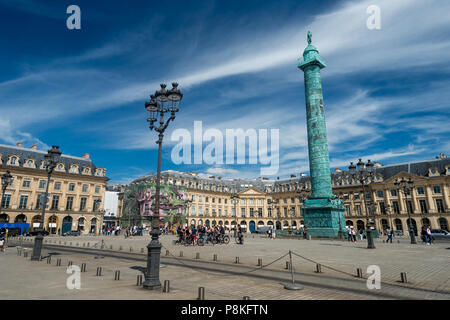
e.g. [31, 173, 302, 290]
[47, 256, 52, 264]
[316, 264, 322, 273]
[257, 258, 262, 267]
[285, 261, 290, 270]
[196, 252, 200, 259]
[136, 275, 143, 286]
[81, 263, 86, 272]
[166, 250, 169, 256]
[163, 280, 170, 293]
[235, 257, 240, 264]
[213, 254, 217, 261]
[356, 268, 363, 278]
[114, 270, 120, 280]
[197, 287, 205, 300]
[68, 261, 73, 267]
[400, 272, 407, 283]
[56, 258, 61, 266]
[96, 267, 102, 276]
[129, 247, 133, 252]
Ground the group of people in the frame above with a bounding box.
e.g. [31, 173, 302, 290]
[420, 226, 433, 245]
[346, 226, 365, 242]
[176, 224, 228, 245]
[102, 225, 121, 236]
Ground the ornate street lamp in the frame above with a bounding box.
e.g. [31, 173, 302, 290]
[296, 186, 311, 239]
[394, 177, 417, 244]
[31, 145, 62, 260]
[268, 198, 279, 231]
[143, 83, 182, 290]
[1, 170, 13, 209]
[348, 159, 376, 249]
[231, 194, 240, 238]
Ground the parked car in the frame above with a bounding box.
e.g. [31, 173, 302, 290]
[252, 226, 270, 234]
[62, 230, 81, 236]
[430, 229, 450, 241]
[26, 230, 49, 237]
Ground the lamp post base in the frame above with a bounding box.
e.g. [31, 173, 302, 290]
[143, 239, 162, 290]
[366, 229, 376, 249]
[31, 233, 44, 261]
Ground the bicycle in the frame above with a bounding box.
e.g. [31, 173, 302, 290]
[217, 234, 230, 244]
[197, 233, 217, 246]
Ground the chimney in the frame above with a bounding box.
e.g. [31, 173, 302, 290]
[82, 153, 90, 159]
[16, 141, 23, 148]
[30, 144, 37, 150]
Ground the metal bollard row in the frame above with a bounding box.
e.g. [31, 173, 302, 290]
[56, 258, 61, 266]
[81, 263, 87, 272]
[96, 267, 102, 276]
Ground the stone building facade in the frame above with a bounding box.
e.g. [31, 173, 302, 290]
[0, 142, 109, 235]
[120, 155, 450, 234]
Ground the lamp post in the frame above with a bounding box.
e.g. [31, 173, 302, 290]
[1, 171, 13, 209]
[143, 83, 182, 290]
[336, 194, 346, 240]
[31, 145, 61, 260]
[394, 177, 417, 244]
[268, 198, 279, 231]
[348, 159, 376, 249]
[296, 186, 311, 239]
[231, 194, 240, 237]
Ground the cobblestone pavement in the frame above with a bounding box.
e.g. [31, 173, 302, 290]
[4, 234, 450, 300]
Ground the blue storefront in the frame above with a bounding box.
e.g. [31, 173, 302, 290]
[0, 222, 29, 235]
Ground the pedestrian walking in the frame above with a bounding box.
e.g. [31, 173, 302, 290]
[0, 236, 5, 252]
[351, 227, 357, 242]
[347, 226, 352, 242]
[387, 228, 393, 243]
[359, 229, 364, 241]
[426, 226, 432, 245]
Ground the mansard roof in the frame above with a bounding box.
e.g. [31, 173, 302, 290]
[0, 144, 104, 177]
[130, 157, 449, 193]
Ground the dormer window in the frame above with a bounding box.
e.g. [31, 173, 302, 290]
[429, 167, 440, 177]
[27, 160, 34, 166]
[70, 166, 78, 174]
[10, 156, 17, 165]
[57, 164, 64, 170]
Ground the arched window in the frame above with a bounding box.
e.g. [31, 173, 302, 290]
[394, 218, 403, 231]
[439, 218, 448, 231]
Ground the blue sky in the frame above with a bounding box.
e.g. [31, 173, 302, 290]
[0, 0, 449, 184]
